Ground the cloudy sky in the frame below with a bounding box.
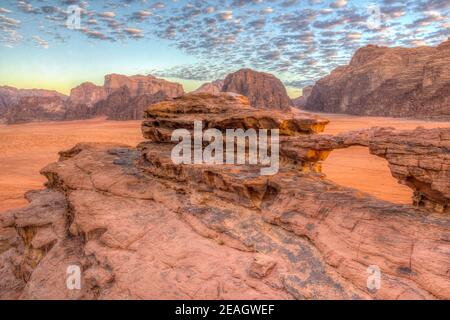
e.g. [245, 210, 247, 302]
[0, 0, 448, 96]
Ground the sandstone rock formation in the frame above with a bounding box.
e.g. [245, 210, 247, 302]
[0, 86, 67, 119]
[2, 74, 182, 124]
[69, 82, 106, 107]
[0, 93, 449, 300]
[293, 86, 313, 108]
[5, 96, 67, 124]
[193, 80, 224, 94]
[222, 69, 293, 110]
[104, 74, 184, 98]
[305, 38, 450, 119]
[92, 86, 170, 120]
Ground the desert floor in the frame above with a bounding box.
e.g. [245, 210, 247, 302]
[0, 114, 449, 211]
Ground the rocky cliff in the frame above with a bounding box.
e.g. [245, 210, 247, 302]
[104, 74, 184, 98]
[69, 82, 106, 107]
[1, 93, 449, 299]
[0, 86, 67, 119]
[5, 96, 67, 124]
[92, 86, 169, 120]
[305, 38, 450, 119]
[222, 69, 293, 110]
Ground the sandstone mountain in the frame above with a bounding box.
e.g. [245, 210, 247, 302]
[2, 74, 182, 124]
[193, 79, 224, 94]
[293, 85, 313, 108]
[92, 86, 169, 120]
[104, 74, 184, 98]
[1, 93, 449, 299]
[69, 82, 106, 107]
[221, 69, 293, 110]
[305, 38, 450, 119]
[5, 96, 67, 124]
[0, 86, 67, 119]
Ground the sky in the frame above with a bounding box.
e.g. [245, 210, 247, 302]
[0, 0, 449, 97]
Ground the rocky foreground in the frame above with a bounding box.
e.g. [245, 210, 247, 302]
[0, 93, 449, 299]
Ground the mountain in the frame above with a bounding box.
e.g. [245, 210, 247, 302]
[305, 38, 450, 119]
[0, 86, 67, 118]
[92, 86, 170, 120]
[193, 79, 224, 94]
[69, 82, 106, 107]
[2, 74, 182, 124]
[292, 86, 313, 108]
[221, 69, 293, 110]
[5, 96, 67, 124]
[104, 74, 184, 98]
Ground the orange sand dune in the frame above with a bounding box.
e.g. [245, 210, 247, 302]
[0, 115, 449, 211]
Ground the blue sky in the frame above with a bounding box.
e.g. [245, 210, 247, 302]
[0, 0, 449, 96]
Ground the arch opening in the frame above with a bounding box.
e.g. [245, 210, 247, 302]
[321, 146, 413, 204]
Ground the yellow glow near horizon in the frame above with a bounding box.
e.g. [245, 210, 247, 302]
[0, 77, 302, 99]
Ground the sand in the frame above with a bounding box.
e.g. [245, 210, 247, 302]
[0, 115, 449, 211]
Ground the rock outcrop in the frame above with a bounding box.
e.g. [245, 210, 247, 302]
[222, 69, 293, 110]
[69, 82, 106, 107]
[293, 86, 313, 108]
[0, 86, 67, 119]
[193, 80, 224, 94]
[1, 93, 449, 300]
[92, 86, 170, 120]
[305, 38, 450, 119]
[2, 74, 183, 124]
[104, 74, 184, 98]
[5, 96, 67, 124]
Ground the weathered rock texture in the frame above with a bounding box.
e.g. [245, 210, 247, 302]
[92, 86, 169, 120]
[222, 69, 293, 110]
[305, 38, 450, 119]
[69, 82, 107, 107]
[293, 86, 313, 108]
[193, 80, 224, 94]
[1, 94, 449, 300]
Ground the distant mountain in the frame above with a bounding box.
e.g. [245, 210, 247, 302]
[193, 80, 224, 94]
[91, 86, 170, 120]
[305, 38, 450, 119]
[0, 86, 67, 118]
[292, 86, 313, 108]
[5, 96, 67, 124]
[221, 69, 293, 110]
[69, 82, 106, 107]
[1, 74, 183, 124]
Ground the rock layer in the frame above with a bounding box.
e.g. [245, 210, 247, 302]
[222, 69, 293, 110]
[305, 38, 450, 119]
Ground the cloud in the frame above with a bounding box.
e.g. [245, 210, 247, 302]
[32, 35, 49, 48]
[124, 27, 144, 38]
[217, 10, 233, 21]
[330, 0, 348, 9]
